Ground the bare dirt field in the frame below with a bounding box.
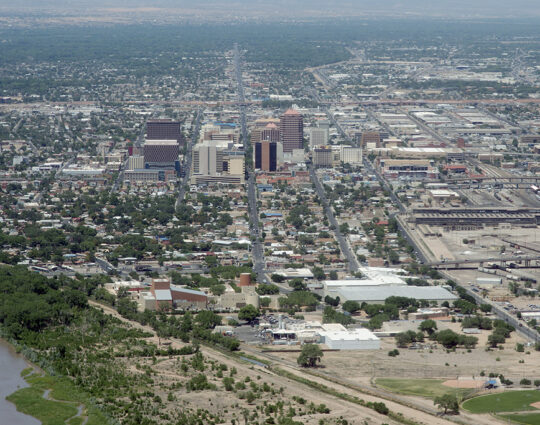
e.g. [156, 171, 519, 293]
[442, 379, 485, 389]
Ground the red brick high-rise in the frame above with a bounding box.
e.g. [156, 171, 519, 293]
[261, 123, 280, 143]
[279, 109, 303, 153]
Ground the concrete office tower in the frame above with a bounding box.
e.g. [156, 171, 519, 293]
[261, 123, 280, 143]
[313, 146, 333, 168]
[143, 140, 180, 168]
[192, 142, 223, 175]
[127, 155, 144, 171]
[280, 109, 303, 153]
[310, 127, 329, 147]
[146, 119, 183, 145]
[255, 140, 282, 172]
[340, 146, 363, 165]
[192, 140, 245, 184]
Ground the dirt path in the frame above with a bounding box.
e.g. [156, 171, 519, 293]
[88, 301, 505, 425]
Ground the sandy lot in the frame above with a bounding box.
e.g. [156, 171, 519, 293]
[443, 379, 485, 389]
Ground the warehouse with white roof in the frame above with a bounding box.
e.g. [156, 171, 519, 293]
[326, 285, 458, 305]
[318, 324, 380, 350]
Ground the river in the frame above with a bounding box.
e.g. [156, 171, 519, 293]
[0, 339, 41, 425]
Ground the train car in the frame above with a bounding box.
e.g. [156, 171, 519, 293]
[30, 266, 49, 273]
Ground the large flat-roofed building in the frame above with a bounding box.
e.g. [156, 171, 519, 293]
[310, 127, 329, 147]
[146, 119, 183, 145]
[143, 139, 180, 168]
[319, 326, 380, 350]
[379, 159, 438, 180]
[139, 278, 207, 311]
[412, 207, 540, 226]
[360, 131, 381, 148]
[521, 135, 540, 145]
[280, 109, 303, 153]
[124, 169, 176, 183]
[326, 285, 458, 305]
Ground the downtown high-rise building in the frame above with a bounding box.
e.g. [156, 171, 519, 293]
[279, 109, 303, 153]
[146, 119, 183, 145]
[309, 127, 329, 147]
[143, 140, 180, 166]
[260, 123, 280, 143]
[254, 140, 282, 172]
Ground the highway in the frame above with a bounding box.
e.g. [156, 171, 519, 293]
[233, 44, 268, 284]
[175, 109, 201, 210]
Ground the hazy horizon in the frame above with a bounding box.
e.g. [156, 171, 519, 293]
[1, 0, 540, 20]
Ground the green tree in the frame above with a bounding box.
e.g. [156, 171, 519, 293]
[289, 279, 307, 291]
[297, 344, 323, 368]
[271, 274, 285, 283]
[419, 319, 438, 335]
[480, 303, 492, 313]
[311, 266, 326, 281]
[256, 284, 279, 295]
[238, 305, 260, 323]
[436, 329, 460, 349]
[434, 394, 459, 414]
[342, 300, 361, 314]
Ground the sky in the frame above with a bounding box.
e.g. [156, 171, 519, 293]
[2, 0, 540, 19]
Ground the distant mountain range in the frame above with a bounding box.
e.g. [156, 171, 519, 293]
[3, 0, 540, 19]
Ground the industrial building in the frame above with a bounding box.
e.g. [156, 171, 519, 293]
[326, 285, 457, 305]
[378, 158, 438, 180]
[319, 325, 381, 350]
[263, 321, 380, 350]
[219, 286, 259, 310]
[412, 207, 540, 226]
[139, 278, 207, 311]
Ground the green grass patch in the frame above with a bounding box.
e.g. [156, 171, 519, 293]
[21, 367, 33, 377]
[7, 371, 111, 425]
[462, 391, 540, 414]
[6, 386, 78, 425]
[376, 378, 474, 400]
[498, 413, 540, 425]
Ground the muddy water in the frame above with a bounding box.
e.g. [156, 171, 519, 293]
[0, 339, 40, 425]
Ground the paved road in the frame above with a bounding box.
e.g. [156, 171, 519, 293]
[428, 254, 540, 267]
[233, 44, 268, 284]
[176, 110, 201, 210]
[308, 164, 359, 272]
